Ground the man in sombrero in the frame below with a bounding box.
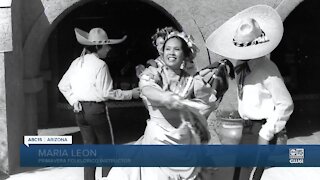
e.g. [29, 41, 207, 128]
[58, 27, 140, 180]
[206, 5, 294, 180]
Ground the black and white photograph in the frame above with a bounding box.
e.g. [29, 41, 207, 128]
[0, 0, 320, 180]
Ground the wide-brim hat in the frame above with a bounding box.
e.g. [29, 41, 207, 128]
[74, 27, 127, 46]
[206, 5, 283, 60]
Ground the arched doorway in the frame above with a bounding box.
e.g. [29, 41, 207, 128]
[271, 0, 320, 135]
[37, 0, 181, 143]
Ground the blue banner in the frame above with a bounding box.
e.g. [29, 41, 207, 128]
[20, 145, 319, 167]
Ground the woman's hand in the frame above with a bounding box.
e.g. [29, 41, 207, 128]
[131, 87, 141, 99]
[258, 136, 269, 145]
[73, 101, 82, 113]
[162, 93, 185, 110]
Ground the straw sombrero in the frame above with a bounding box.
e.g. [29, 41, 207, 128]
[206, 5, 283, 60]
[74, 27, 127, 46]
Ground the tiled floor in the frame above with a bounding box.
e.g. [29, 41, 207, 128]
[260, 129, 320, 180]
[261, 167, 320, 180]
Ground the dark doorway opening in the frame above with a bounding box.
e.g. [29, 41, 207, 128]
[56, 0, 180, 87]
[271, 0, 320, 137]
[38, 0, 180, 143]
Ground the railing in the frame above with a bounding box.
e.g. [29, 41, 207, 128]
[57, 100, 145, 110]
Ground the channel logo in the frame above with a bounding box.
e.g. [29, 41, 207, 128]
[289, 148, 304, 164]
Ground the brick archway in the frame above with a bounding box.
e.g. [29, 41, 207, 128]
[23, 0, 210, 84]
[21, 0, 210, 137]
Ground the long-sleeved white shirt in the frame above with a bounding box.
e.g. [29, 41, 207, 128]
[236, 56, 294, 141]
[58, 54, 132, 106]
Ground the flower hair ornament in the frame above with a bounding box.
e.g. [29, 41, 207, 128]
[166, 31, 200, 61]
[151, 27, 177, 47]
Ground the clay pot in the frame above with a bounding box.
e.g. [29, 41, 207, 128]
[218, 117, 244, 145]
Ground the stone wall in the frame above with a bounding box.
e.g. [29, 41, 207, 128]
[0, 1, 11, 176]
[0, 53, 8, 175]
[2, 0, 26, 175]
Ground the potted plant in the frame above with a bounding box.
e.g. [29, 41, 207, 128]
[215, 110, 243, 144]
